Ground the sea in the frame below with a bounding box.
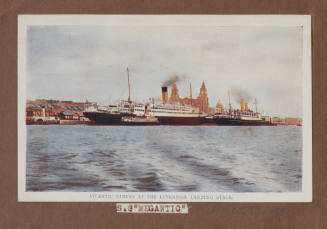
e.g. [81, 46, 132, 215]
[26, 125, 302, 192]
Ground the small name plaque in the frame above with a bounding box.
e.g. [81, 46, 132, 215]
[116, 203, 188, 214]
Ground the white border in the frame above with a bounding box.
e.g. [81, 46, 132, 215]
[18, 15, 312, 202]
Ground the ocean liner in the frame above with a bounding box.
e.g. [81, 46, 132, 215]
[83, 67, 136, 125]
[213, 91, 266, 126]
[83, 100, 135, 125]
[146, 86, 206, 125]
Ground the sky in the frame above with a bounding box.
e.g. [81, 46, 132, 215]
[27, 25, 303, 117]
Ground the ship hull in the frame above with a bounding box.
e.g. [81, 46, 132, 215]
[121, 122, 159, 126]
[85, 112, 267, 126]
[156, 116, 206, 125]
[213, 117, 266, 126]
[83, 112, 123, 125]
[84, 112, 206, 125]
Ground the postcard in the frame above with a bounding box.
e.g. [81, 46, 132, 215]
[18, 15, 312, 202]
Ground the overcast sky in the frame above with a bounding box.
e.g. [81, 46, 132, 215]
[27, 25, 303, 117]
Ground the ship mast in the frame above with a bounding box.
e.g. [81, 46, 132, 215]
[190, 82, 192, 106]
[127, 67, 131, 103]
[254, 98, 258, 113]
[228, 90, 232, 113]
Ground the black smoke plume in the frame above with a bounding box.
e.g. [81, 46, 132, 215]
[230, 87, 252, 103]
[162, 74, 185, 87]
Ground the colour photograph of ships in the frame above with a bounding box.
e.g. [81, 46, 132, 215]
[22, 19, 307, 197]
[26, 67, 302, 127]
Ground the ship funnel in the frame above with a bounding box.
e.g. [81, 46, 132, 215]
[42, 106, 46, 117]
[244, 101, 248, 111]
[240, 99, 244, 111]
[162, 86, 168, 104]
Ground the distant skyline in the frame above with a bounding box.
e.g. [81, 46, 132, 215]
[27, 25, 303, 117]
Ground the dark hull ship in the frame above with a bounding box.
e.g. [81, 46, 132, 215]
[156, 116, 206, 125]
[213, 115, 266, 126]
[213, 91, 266, 126]
[83, 111, 123, 125]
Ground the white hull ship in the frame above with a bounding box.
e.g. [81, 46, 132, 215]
[147, 87, 206, 125]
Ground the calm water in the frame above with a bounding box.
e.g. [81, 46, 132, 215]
[26, 125, 302, 192]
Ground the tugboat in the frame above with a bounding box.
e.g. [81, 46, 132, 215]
[121, 115, 159, 125]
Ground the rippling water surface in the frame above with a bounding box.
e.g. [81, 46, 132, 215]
[26, 125, 302, 192]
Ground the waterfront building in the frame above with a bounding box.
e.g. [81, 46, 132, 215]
[168, 81, 210, 113]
